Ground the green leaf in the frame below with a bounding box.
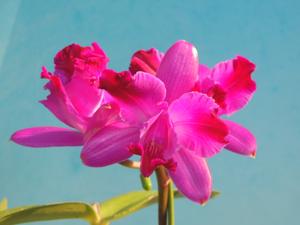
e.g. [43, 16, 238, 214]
[99, 190, 158, 223]
[0, 190, 220, 224]
[0, 202, 98, 225]
[0, 198, 8, 211]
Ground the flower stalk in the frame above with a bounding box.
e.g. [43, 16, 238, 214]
[155, 166, 170, 225]
[168, 181, 175, 225]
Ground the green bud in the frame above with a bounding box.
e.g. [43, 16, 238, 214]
[139, 174, 152, 191]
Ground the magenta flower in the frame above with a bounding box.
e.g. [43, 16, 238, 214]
[129, 44, 257, 158]
[11, 43, 108, 146]
[11, 43, 141, 166]
[42, 42, 108, 128]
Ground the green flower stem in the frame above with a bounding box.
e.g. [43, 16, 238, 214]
[155, 166, 169, 225]
[168, 182, 175, 225]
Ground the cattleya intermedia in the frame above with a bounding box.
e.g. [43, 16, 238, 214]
[11, 40, 256, 205]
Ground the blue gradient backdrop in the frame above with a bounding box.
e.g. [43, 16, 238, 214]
[1, 0, 299, 225]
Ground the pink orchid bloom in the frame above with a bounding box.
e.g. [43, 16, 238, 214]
[129, 45, 257, 158]
[87, 40, 230, 204]
[11, 43, 142, 165]
[38, 42, 110, 133]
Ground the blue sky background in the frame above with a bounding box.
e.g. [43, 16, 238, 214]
[0, 0, 299, 225]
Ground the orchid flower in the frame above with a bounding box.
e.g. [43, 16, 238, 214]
[10, 43, 142, 165]
[11, 42, 108, 145]
[129, 45, 257, 158]
[84, 41, 230, 204]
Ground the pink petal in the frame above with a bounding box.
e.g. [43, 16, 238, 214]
[224, 120, 257, 157]
[157, 40, 199, 102]
[11, 126, 83, 147]
[169, 148, 212, 204]
[194, 64, 214, 92]
[199, 64, 211, 82]
[129, 48, 163, 75]
[169, 92, 228, 157]
[210, 56, 256, 115]
[85, 102, 121, 140]
[40, 68, 87, 131]
[100, 70, 166, 123]
[139, 112, 177, 177]
[64, 76, 103, 117]
[81, 125, 140, 167]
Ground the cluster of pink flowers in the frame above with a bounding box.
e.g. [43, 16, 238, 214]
[11, 40, 256, 204]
